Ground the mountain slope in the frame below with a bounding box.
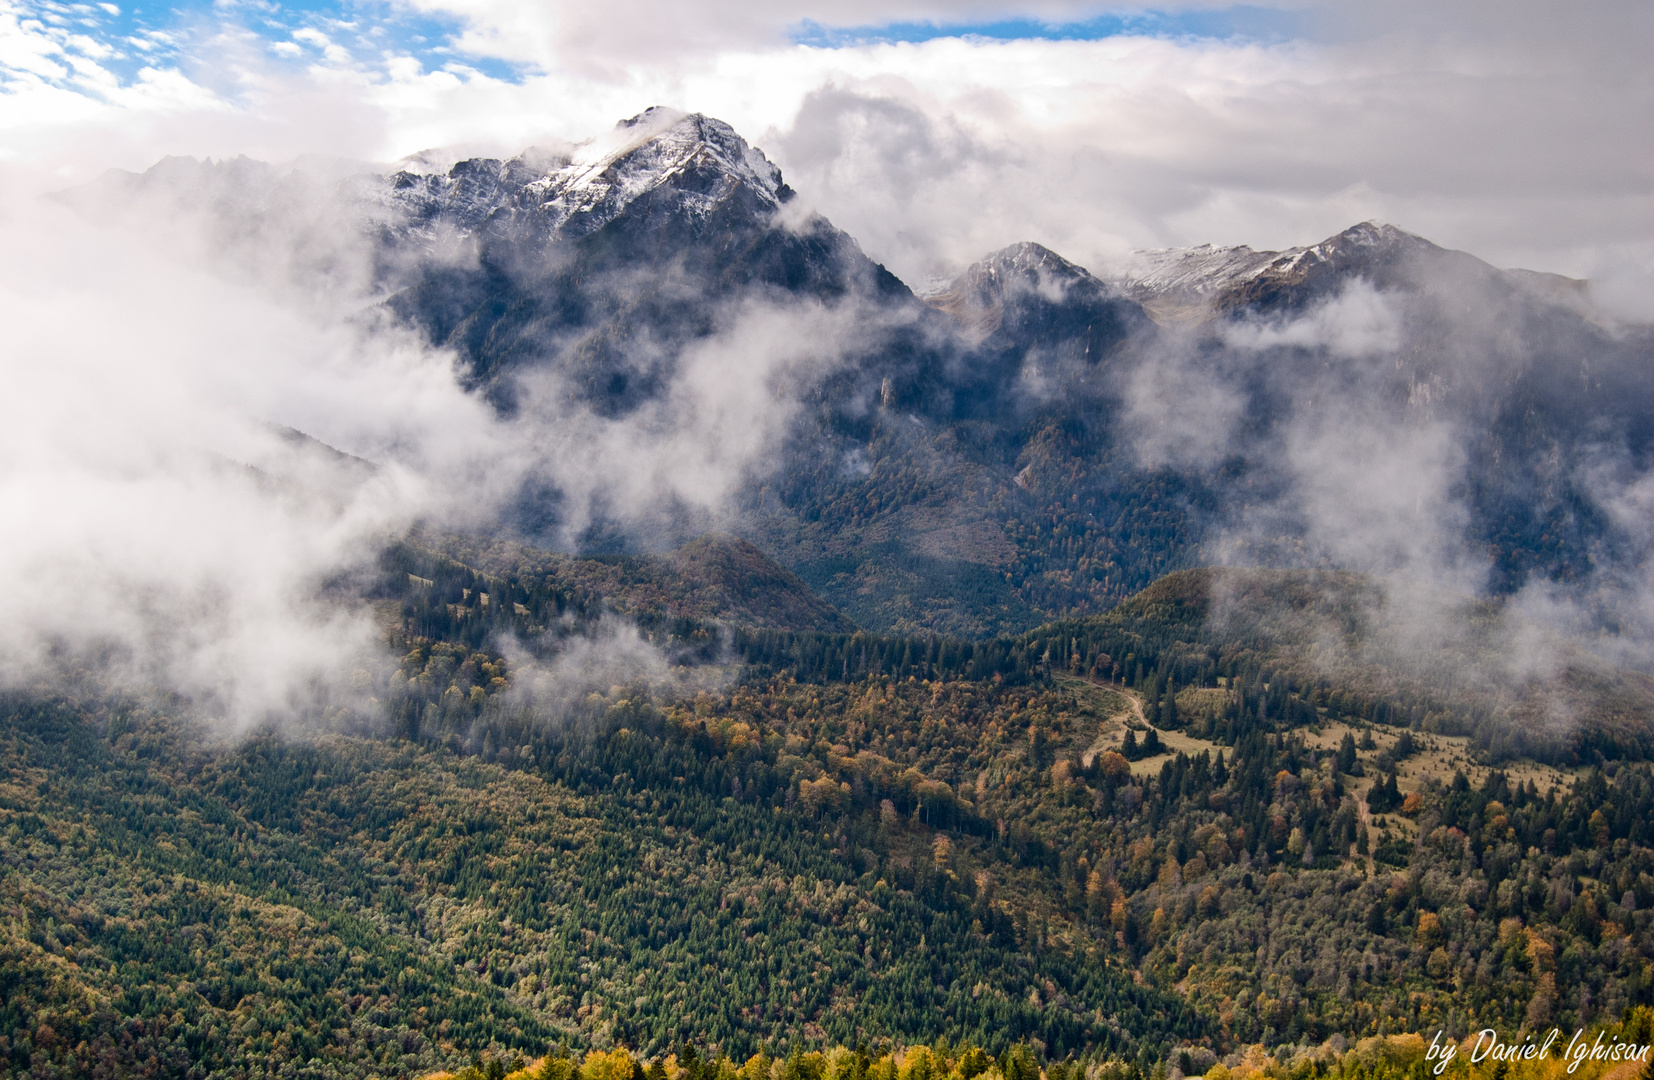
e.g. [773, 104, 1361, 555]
[923, 241, 1149, 354]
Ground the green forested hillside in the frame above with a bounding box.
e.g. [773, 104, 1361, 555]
[0, 690, 1194, 1078]
[383, 544, 1654, 765]
[7, 559, 1654, 1079]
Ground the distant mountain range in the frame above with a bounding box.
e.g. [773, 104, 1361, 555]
[70, 108, 1654, 640]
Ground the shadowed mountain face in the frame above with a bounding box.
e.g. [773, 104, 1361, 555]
[919, 242, 1154, 419]
[348, 111, 1174, 632]
[373, 109, 917, 416]
[367, 112, 1155, 440]
[70, 115, 1654, 640]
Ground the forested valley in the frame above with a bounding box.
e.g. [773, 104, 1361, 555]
[6, 538, 1654, 1079]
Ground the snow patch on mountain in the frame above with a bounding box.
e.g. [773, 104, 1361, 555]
[1263, 221, 1431, 279]
[1115, 243, 1277, 301]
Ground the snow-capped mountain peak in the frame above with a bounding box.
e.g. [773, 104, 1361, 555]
[1269, 221, 1430, 274]
[520, 109, 786, 235]
[380, 108, 787, 243]
[930, 241, 1100, 305]
[981, 241, 1093, 286]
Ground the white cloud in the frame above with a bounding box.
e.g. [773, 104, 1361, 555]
[498, 294, 893, 542]
[0, 1, 1644, 290]
[0, 190, 440, 727]
[1222, 280, 1402, 358]
[0, 153, 897, 721]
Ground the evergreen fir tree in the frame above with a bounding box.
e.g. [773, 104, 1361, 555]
[1337, 732, 1358, 774]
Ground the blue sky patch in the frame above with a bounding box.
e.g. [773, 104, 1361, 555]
[1, 0, 526, 94]
[791, 6, 1303, 48]
[1, 0, 1299, 102]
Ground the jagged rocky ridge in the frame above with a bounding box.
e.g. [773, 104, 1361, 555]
[1112, 220, 1589, 319]
[381, 108, 791, 242]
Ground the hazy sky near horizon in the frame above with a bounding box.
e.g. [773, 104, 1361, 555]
[2, 0, 1649, 289]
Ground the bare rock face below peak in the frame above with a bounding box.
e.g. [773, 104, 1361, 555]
[1208, 222, 1494, 315]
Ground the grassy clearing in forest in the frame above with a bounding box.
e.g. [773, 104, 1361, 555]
[1297, 720, 1588, 794]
